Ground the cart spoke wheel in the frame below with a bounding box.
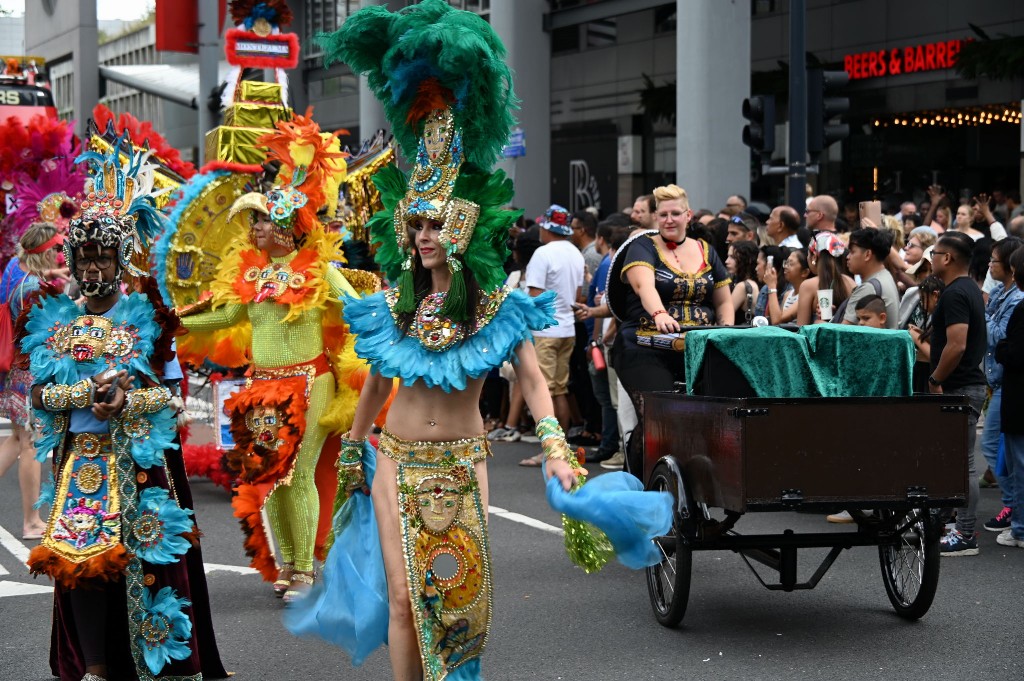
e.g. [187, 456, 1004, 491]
[878, 509, 941, 620]
[645, 462, 692, 628]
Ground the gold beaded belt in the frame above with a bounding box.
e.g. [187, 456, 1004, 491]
[378, 428, 490, 465]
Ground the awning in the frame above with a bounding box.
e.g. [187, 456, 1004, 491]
[99, 62, 233, 109]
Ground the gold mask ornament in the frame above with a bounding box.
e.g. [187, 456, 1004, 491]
[243, 262, 308, 303]
[56, 315, 136, 362]
[244, 405, 284, 450]
[415, 475, 464, 535]
[394, 108, 480, 261]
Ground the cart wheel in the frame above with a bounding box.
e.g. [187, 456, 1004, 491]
[645, 461, 693, 628]
[877, 509, 941, 620]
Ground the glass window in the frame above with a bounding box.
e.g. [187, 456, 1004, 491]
[654, 5, 676, 33]
[585, 18, 616, 49]
[552, 24, 580, 55]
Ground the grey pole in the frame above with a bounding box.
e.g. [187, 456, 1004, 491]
[197, 0, 221, 161]
[358, 0, 389, 151]
[787, 0, 807, 213]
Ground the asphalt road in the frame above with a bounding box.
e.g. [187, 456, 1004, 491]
[1, 437, 1022, 681]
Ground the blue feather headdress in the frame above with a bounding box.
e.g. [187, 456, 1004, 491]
[66, 129, 168, 278]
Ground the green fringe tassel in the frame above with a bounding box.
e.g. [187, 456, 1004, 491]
[562, 516, 614, 574]
[441, 261, 468, 321]
[394, 265, 417, 314]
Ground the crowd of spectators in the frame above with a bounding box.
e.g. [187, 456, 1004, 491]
[482, 184, 1024, 555]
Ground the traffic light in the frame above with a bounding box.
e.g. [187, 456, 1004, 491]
[742, 95, 775, 157]
[808, 69, 849, 158]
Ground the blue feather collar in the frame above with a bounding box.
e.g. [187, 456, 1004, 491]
[22, 292, 163, 387]
[344, 287, 555, 392]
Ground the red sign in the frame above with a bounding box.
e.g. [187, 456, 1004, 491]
[844, 39, 967, 81]
[225, 29, 299, 69]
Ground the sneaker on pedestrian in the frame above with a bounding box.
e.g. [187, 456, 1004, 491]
[600, 451, 625, 470]
[587, 448, 614, 464]
[566, 425, 584, 439]
[498, 429, 521, 442]
[984, 506, 1013, 532]
[519, 434, 540, 444]
[996, 529, 1024, 548]
[940, 529, 979, 556]
[826, 510, 855, 523]
[487, 426, 516, 441]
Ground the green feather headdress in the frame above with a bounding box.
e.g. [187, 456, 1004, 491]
[318, 0, 521, 320]
[318, 0, 517, 169]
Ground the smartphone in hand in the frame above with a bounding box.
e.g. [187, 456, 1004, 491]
[859, 200, 882, 227]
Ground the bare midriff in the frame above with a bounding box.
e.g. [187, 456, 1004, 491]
[384, 375, 486, 441]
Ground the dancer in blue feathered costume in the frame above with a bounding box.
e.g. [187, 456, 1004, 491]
[284, 3, 672, 680]
[21, 131, 227, 681]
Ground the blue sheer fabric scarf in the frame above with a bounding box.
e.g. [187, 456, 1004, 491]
[283, 441, 389, 666]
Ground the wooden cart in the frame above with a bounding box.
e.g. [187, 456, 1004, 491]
[641, 392, 969, 627]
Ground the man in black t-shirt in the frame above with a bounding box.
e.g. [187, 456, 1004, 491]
[929, 232, 987, 556]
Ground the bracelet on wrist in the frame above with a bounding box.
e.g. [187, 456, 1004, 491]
[535, 416, 578, 466]
[340, 435, 364, 465]
[768, 288, 778, 293]
[650, 309, 667, 318]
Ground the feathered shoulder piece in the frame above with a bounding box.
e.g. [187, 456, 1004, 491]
[318, 0, 516, 169]
[342, 287, 555, 392]
[21, 292, 162, 388]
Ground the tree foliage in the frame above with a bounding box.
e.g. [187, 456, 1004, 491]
[955, 23, 1024, 81]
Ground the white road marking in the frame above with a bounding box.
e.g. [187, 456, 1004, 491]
[204, 563, 259, 576]
[489, 505, 564, 535]
[0, 581, 52, 597]
[0, 524, 30, 564]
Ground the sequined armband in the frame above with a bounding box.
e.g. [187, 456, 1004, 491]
[341, 436, 364, 464]
[123, 386, 172, 418]
[536, 415, 575, 465]
[41, 379, 94, 411]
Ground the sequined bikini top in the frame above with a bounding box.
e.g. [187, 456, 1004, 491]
[391, 288, 507, 352]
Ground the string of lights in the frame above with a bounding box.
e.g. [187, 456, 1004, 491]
[872, 103, 1023, 129]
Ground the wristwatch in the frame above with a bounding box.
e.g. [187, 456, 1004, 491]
[927, 375, 942, 386]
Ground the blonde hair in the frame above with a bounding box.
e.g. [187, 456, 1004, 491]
[652, 184, 689, 209]
[16, 223, 59, 279]
[880, 215, 905, 250]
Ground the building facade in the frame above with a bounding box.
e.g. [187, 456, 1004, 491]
[27, 0, 1024, 214]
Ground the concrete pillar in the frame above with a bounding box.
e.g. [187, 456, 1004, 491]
[25, 0, 99, 138]
[675, 0, 750, 212]
[197, 0, 220, 160]
[358, 0, 389, 148]
[285, 0, 308, 113]
[490, 0, 551, 218]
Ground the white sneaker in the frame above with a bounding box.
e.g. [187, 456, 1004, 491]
[600, 451, 625, 470]
[827, 510, 855, 523]
[996, 529, 1024, 548]
[498, 429, 521, 442]
[487, 427, 517, 441]
[519, 434, 540, 444]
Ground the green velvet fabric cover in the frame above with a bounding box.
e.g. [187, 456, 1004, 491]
[684, 327, 819, 398]
[799, 324, 915, 397]
[683, 325, 915, 398]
